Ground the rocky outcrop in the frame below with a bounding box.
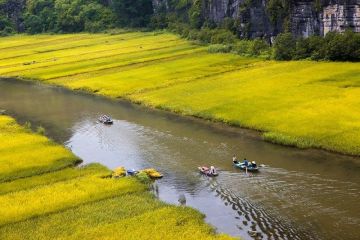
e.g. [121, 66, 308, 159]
[320, 1, 360, 35]
[290, 1, 320, 37]
[152, 0, 360, 38]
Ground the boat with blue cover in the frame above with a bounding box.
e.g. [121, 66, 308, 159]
[233, 161, 259, 172]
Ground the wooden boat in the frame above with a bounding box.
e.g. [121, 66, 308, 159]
[99, 115, 113, 124]
[234, 162, 259, 172]
[141, 168, 163, 179]
[198, 166, 218, 177]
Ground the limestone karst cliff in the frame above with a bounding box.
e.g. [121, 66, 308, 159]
[152, 0, 360, 38]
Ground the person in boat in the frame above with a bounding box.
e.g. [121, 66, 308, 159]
[243, 158, 249, 166]
[232, 155, 239, 164]
[210, 166, 217, 175]
[251, 161, 257, 168]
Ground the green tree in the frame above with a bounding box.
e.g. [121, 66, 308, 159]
[25, 0, 56, 32]
[188, 0, 202, 29]
[325, 30, 360, 61]
[24, 14, 42, 33]
[80, 2, 115, 32]
[273, 32, 296, 60]
[54, 0, 85, 32]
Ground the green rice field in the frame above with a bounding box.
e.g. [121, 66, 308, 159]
[0, 115, 233, 240]
[0, 32, 359, 155]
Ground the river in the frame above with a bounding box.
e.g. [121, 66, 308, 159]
[0, 78, 359, 240]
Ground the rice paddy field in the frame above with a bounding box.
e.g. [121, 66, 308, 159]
[0, 32, 360, 155]
[0, 115, 233, 240]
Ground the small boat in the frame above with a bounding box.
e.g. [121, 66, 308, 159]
[234, 162, 259, 172]
[99, 115, 113, 124]
[141, 168, 163, 179]
[126, 169, 138, 176]
[198, 166, 218, 177]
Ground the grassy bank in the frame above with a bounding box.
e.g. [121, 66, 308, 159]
[0, 32, 359, 155]
[0, 115, 233, 240]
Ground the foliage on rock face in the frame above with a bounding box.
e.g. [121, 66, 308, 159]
[111, 0, 153, 27]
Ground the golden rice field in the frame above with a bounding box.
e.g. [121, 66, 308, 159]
[0, 32, 360, 155]
[0, 115, 233, 240]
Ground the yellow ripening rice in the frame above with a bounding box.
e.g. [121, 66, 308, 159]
[0, 116, 80, 182]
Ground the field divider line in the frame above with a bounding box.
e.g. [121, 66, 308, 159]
[0, 40, 188, 73]
[44, 48, 206, 81]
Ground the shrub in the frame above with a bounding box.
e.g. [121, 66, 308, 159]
[197, 28, 212, 43]
[249, 38, 270, 56]
[210, 29, 236, 44]
[273, 33, 296, 60]
[0, 26, 13, 36]
[135, 172, 151, 184]
[232, 40, 251, 56]
[36, 126, 46, 135]
[325, 30, 360, 61]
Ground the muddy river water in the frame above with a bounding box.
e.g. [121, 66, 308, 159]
[1, 79, 359, 240]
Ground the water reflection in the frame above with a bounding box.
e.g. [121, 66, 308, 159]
[0, 78, 359, 240]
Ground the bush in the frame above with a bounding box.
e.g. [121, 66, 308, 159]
[250, 38, 270, 56]
[273, 33, 296, 60]
[36, 126, 46, 135]
[135, 172, 151, 184]
[0, 26, 13, 36]
[325, 30, 360, 61]
[197, 28, 212, 43]
[187, 29, 199, 41]
[232, 40, 252, 56]
[210, 29, 236, 44]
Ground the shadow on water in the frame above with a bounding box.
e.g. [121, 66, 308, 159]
[0, 78, 359, 240]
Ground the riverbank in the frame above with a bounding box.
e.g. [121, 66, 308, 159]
[0, 115, 233, 239]
[0, 32, 359, 156]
